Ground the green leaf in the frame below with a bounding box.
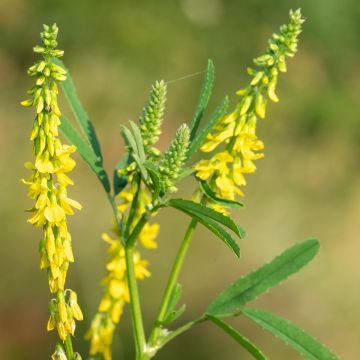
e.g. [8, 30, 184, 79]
[188, 96, 229, 157]
[168, 202, 240, 257]
[121, 125, 148, 180]
[168, 199, 245, 238]
[207, 315, 267, 360]
[162, 284, 186, 326]
[162, 304, 186, 326]
[242, 308, 338, 360]
[113, 152, 132, 195]
[121, 125, 138, 155]
[167, 283, 182, 314]
[189, 59, 215, 142]
[144, 160, 164, 199]
[199, 180, 244, 209]
[206, 239, 320, 317]
[60, 115, 110, 192]
[54, 58, 104, 162]
[129, 120, 146, 163]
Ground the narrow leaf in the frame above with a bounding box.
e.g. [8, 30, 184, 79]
[129, 120, 146, 163]
[200, 180, 244, 209]
[121, 124, 148, 180]
[162, 284, 186, 326]
[162, 304, 186, 326]
[164, 283, 182, 319]
[132, 153, 148, 181]
[168, 199, 245, 238]
[207, 315, 267, 360]
[189, 59, 215, 141]
[206, 239, 320, 317]
[121, 125, 138, 156]
[170, 206, 240, 257]
[60, 115, 110, 192]
[54, 58, 104, 162]
[188, 96, 229, 157]
[243, 308, 338, 360]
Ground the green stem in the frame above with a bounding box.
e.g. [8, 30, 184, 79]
[64, 334, 74, 360]
[161, 317, 206, 347]
[106, 183, 150, 359]
[107, 192, 122, 231]
[125, 243, 147, 359]
[148, 218, 198, 346]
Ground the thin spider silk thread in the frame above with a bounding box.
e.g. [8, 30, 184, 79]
[165, 70, 205, 85]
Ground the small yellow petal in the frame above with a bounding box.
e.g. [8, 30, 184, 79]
[44, 204, 65, 224]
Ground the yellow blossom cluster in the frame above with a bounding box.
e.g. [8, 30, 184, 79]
[195, 9, 304, 212]
[21, 24, 83, 343]
[86, 180, 159, 360]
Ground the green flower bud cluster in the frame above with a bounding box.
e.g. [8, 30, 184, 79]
[159, 124, 190, 192]
[139, 80, 167, 157]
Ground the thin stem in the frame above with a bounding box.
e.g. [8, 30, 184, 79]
[64, 334, 74, 360]
[125, 244, 147, 358]
[149, 218, 198, 345]
[125, 177, 142, 238]
[161, 316, 206, 347]
[107, 192, 122, 232]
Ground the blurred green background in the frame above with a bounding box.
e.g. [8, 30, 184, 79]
[1, 0, 359, 359]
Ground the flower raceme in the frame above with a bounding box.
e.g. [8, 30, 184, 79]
[86, 180, 159, 360]
[21, 23, 83, 353]
[195, 9, 304, 210]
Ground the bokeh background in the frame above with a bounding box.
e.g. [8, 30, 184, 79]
[1, 0, 359, 359]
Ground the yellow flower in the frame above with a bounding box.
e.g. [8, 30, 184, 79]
[139, 223, 159, 249]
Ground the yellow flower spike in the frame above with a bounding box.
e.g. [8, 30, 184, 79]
[194, 10, 304, 211]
